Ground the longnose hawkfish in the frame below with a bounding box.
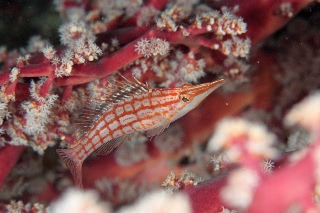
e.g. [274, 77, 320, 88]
[57, 76, 224, 187]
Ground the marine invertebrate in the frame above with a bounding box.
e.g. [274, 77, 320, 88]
[0, 0, 319, 212]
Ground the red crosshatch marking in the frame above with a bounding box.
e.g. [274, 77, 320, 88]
[56, 78, 224, 187]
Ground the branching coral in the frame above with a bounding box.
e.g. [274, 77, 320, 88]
[0, 0, 320, 212]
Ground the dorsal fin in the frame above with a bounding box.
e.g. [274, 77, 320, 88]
[71, 74, 151, 141]
[106, 74, 150, 104]
[71, 99, 110, 141]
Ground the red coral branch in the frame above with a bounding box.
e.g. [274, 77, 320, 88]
[0, 145, 24, 188]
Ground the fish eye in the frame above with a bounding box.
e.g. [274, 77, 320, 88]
[181, 96, 189, 102]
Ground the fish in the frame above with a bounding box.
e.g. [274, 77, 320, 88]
[57, 76, 225, 187]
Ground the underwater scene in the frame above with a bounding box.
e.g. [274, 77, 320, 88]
[0, 0, 320, 212]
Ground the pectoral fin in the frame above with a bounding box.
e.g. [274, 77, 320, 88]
[93, 134, 132, 155]
[144, 121, 171, 137]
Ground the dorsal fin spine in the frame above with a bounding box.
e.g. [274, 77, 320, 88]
[71, 76, 150, 142]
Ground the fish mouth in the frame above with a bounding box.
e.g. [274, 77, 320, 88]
[171, 79, 225, 122]
[182, 79, 225, 97]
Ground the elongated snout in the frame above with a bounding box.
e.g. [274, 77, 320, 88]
[182, 78, 225, 98]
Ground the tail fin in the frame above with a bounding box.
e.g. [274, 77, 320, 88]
[56, 148, 83, 188]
